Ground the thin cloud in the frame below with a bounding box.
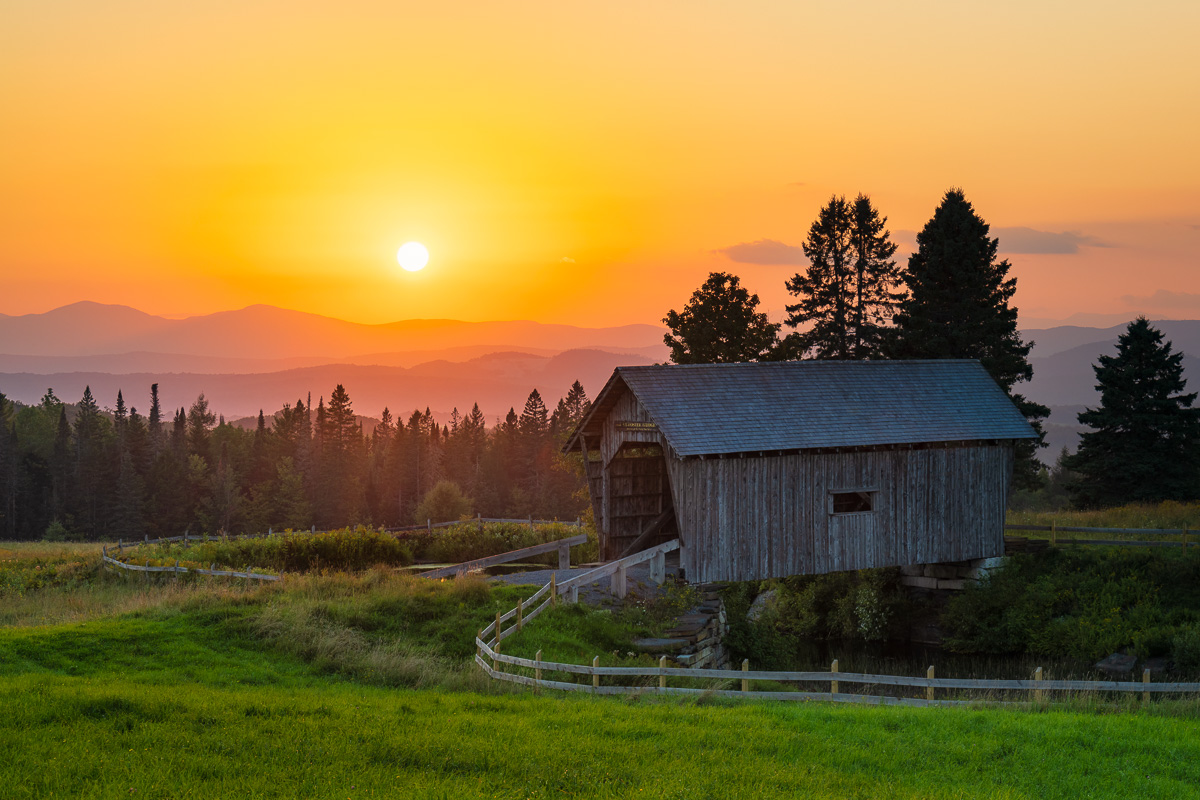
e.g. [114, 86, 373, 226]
[1121, 289, 1200, 310]
[994, 227, 1109, 254]
[560, 256, 576, 264]
[715, 239, 807, 266]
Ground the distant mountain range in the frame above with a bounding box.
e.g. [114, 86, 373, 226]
[1, 303, 1197, 459]
[0, 302, 665, 361]
[0, 303, 666, 421]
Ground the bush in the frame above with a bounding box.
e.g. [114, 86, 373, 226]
[1174, 627, 1200, 676]
[721, 569, 910, 667]
[128, 527, 413, 573]
[942, 549, 1200, 662]
[43, 520, 83, 543]
[412, 481, 473, 525]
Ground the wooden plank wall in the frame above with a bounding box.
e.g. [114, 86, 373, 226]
[665, 445, 1013, 583]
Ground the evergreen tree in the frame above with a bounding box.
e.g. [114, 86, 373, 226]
[887, 189, 1048, 485]
[1066, 318, 1200, 506]
[72, 386, 113, 538]
[50, 405, 72, 523]
[0, 393, 16, 539]
[663, 272, 781, 363]
[186, 394, 217, 463]
[783, 194, 902, 359]
[551, 380, 590, 442]
[148, 383, 163, 453]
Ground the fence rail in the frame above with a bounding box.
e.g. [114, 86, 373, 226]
[420, 533, 589, 579]
[101, 547, 280, 581]
[1004, 522, 1193, 550]
[387, 517, 583, 534]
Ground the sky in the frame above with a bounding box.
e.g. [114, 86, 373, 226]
[3, 1, 1198, 328]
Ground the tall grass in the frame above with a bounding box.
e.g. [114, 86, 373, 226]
[124, 526, 414, 572]
[1007, 500, 1200, 531]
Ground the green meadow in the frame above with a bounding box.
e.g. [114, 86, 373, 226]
[2, 546, 1199, 799]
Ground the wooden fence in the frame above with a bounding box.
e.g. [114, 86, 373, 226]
[101, 546, 280, 581]
[1005, 523, 1193, 550]
[420, 533, 589, 579]
[472, 540, 1200, 707]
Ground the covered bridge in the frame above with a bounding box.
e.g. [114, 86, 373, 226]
[564, 360, 1038, 583]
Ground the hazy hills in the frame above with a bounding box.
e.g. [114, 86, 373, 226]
[1025, 319, 1200, 456]
[0, 304, 667, 420]
[0, 302, 665, 361]
[1, 304, 1197, 458]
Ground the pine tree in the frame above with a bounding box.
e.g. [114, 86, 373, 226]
[72, 386, 111, 538]
[148, 383, 163, 453]
[186, 394, 217, 463]
[783, 196, 853, 358]
[0, 392, 16, 538]
[887, 189, 1048, 485]
[663, 272, 781, 363]
[1065, 318, 1200, 506]
[783, 194, 902, 359]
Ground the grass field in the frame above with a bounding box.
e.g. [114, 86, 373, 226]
[1007, 501, 1200, 533]
[3, 547, 1200, 798]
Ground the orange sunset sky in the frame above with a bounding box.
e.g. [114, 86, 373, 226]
[3, 1, 1198, 328]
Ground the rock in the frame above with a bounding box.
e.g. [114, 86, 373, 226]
[1143, 656, 1171, 677]
[1095, 652, 1137, 675]
[746, 589, 779, 623]
[936, 579, 967, 591]
[900, 576, 938, 589]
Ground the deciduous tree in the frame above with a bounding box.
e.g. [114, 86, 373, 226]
[664, 272, 780, 363]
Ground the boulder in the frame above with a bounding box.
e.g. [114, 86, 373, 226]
[1095, 652, 1137, 675]
[746, 589, 779, 623]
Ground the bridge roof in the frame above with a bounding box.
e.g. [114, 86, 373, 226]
[566, 359, 1038, 457]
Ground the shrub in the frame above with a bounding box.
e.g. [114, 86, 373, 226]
[412, 481, 473, 525]
[942, 549, 1200, 662]
[43, 520, 83, 543]
[1174, 627, 1200, 676]
[128, 527, 413, 573]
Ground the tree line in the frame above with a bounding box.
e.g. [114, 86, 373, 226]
[0, 380, 592, 541]
[663, 188, 1049, 486]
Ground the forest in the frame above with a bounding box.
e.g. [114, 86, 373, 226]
[0, 380, 591, 541]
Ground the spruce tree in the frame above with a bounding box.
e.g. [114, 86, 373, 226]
[664, 272, 780, 363]
[783, 196, 853, 358]
[1066, 318, 1200, 506]
[887, 188, 1048, 485]
[148, 383, 163, 453]
[783, 194, 901, 359]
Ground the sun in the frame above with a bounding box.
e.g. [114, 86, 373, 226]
[396, 241, 429, 272]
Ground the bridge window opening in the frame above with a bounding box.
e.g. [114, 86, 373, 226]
[830, 490, 875, 515]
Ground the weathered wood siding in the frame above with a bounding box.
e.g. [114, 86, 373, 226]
[665, 445, 1013, 583]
